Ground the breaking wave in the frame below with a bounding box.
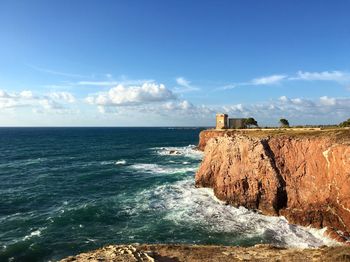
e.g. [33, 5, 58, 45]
[22, 227, 46, 241]
[115, 160, 127, 165]
[154, 145, 203, 159]
[129, 163, 197, 175]
[100, 159, 127, 165]
[131, 178, 338, 248]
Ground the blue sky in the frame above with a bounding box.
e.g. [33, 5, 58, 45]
[0, 0, 350, 126]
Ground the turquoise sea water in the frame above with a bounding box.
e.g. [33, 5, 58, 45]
[0, 128, 336, 261]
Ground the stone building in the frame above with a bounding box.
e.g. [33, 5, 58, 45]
[228, 118, 246, 129]
[216, 113, 247, 129]
[216, 113, 228, 129]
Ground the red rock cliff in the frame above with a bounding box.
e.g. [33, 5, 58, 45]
[195, 129, 350, 242]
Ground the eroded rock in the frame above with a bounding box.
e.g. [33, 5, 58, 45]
[195, 129, 350, 242]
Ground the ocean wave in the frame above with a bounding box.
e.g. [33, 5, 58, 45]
[0, 158, 47, 169]
[100, 160, 115, 165]
[100, 159, 127, 166]
[154, 145, 203, 159]
[115, 160, 127, 165]
[129, 163, 197, 175]
[131, 178, 338, 248]
[22, 227, 46, 241]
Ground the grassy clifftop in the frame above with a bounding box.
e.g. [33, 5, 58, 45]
[198, 128, 350, 150]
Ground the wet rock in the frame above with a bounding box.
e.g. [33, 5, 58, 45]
[169, 150, 181, 155]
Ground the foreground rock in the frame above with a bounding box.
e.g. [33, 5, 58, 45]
[195, 129, 350, 243]
[61, 244, 350, 262]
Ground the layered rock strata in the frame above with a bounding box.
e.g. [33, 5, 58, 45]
[195, 129, 350, 242]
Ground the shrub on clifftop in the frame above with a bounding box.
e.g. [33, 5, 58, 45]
[279, 118, 290, 127]
[244, 118, 258, 128]
[339, 118, 350, 127]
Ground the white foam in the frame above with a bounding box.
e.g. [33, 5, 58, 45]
[115, 160, 127, 165]
[100, 160, 127, 166]
[100, 160, 115, 165]
[85, 238, 97, 243]
[130, 178, 339, 248]
[23, 228, 45, 241]
[154, 145, 203, 160]
[129, 163, 197, 175]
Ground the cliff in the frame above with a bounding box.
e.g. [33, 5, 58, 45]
[195, 129, 350, 243]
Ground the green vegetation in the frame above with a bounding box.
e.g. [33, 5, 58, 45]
[339, 118, 350, 127]
[244, 117, 258, 128]
[279, 118, 290, 127]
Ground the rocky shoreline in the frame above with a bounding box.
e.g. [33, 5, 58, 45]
[61, 128, 350, 261]
[61, 244, 350, 262]
[195, 128, 350, 244]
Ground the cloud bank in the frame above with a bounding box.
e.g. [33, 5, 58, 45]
[1, 71, 350, 126]
[0, 89, 76, 112]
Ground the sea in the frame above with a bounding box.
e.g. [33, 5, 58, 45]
[0, 127, 337, 261]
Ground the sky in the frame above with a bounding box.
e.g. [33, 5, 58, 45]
[0, 0, 350, 126]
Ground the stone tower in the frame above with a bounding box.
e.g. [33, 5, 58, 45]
[216, 113, 228, 129]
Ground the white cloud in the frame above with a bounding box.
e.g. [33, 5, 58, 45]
[93, 97, 216, 124]
[222, 70, 350, 90]
[0, 89, 33, 100]
[221, 95, 350, 125]
[292, 70, 350, 82]
[176, 77, 191, 88]
[97, 106, 106, 114]
[157, 100, 215, 120]
[0, 90, 10, 98]
[87, 81, 350, 125]
[86, 82, 176, 107]
[0, 89, 35, 109]
[319, 96, 336, 106]
[290, 98, 303, 104]
[279, 96, 289, 103]
[220, 74, 287, 90]
[0, 99, 20, 109]
[49, 92, 76, 103]
[174, 77, 200, 92]
[251, 75, 287, 85]
[224, 104, 245, 113]
[163, 100, 194, 111]
[39, 99, 64, 110]
[19, 90, 33, 99]
[0, 89, 77, 113]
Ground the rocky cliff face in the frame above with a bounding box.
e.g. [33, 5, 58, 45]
[195, 129, 350, 242]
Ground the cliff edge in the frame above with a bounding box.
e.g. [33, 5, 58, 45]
[195, 129, 350, 243]
[61, 244, 350, 262]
